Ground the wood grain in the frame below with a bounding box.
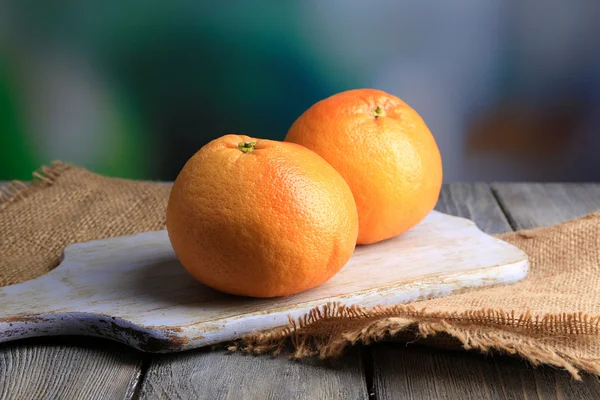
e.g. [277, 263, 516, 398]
[373, 344, 510, 400]
[492, 183, 600, 229]
[374, 343, 600, 400]
[139, 348, 368, 400]
[372, 183, 600, 399]
[0, 337, 142, 400]
[436, 182, 512, 234]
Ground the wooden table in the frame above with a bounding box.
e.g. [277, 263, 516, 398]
[1, 183, 600, 399]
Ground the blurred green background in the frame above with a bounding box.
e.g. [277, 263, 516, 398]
[1, 1, 599, 182]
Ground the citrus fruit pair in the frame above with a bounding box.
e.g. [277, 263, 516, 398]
[167, 89, 442, 298]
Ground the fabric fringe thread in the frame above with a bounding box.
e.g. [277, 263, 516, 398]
[0, 161, 71, 210]
[229, 302, 600, 380]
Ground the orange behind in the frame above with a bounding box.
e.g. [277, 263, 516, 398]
[285, 89, 443, 244]
[166, 135, 359, 298]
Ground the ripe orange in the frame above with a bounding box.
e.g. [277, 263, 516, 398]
[166, 134, 359, 298]
[285, 88, 443, 245]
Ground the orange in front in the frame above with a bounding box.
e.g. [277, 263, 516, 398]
[285, 88, 443, 245]
[166, 135, 359, 298]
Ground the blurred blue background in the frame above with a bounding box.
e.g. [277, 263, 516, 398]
[1, 1, 599, 182]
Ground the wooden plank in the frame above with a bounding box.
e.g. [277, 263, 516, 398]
[488, 355, 600, 400]
[0, 337, 143, 400]
[436, 182, 512, 234]
[373, 344, 516, 400]
[492, 183, 600, 229]
[374, 343, 600, 400]
[372, 183, 600, 399]
[139, 347, 368, 400]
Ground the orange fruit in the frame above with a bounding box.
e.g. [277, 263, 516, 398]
[166, 134, 359, 298]
[285, 88, 443, 245]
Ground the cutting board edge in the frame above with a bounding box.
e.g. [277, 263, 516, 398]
[174, 257, 529, 352]
[0, 257, 529, 353]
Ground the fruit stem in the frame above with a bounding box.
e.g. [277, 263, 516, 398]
[373, 106, 385, 118]
[238, 141, 257, 153]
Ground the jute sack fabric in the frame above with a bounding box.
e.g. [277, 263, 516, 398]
[1, 161, 599, 379]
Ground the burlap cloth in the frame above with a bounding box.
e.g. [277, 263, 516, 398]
[2, 162, 600, 379]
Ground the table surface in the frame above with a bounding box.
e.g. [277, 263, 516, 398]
[1, 182, 600, 400]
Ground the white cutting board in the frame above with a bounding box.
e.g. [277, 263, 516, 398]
[0, 211, 528, 352]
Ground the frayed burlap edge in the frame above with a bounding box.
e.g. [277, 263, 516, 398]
[228, 302, 600, 380]
[0, 161, 72, 210]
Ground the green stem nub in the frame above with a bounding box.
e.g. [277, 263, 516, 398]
[373, 106, 385, 118]
[238, 141, 257, 153]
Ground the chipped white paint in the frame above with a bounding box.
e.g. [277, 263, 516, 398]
[0, 211, 528, 352]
